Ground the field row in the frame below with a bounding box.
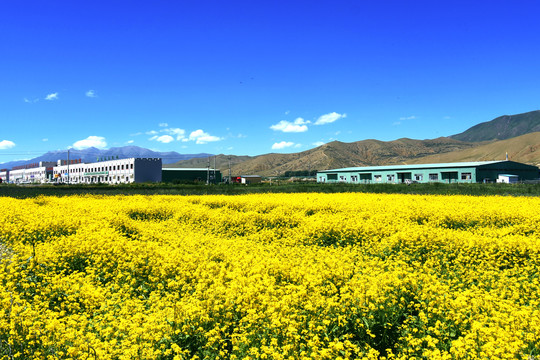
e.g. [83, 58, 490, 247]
[0, 193, 539, 359]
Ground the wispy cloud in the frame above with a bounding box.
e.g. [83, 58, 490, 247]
[42, 138, 48, 142]
[45, 92, 59, 101]
[312, 141, 325, 147]
[85, 90, 97, 98]
[148, 127, 187, 142]
[147, 127, 220, 144]
[271, 141, 295, 150]
[159, 122, 169, 127]
[399, 115, 416, 121]
[188, 129, 222, 144]
[72, 136, 107, 150]
[314, 112, 346, 125]
[0, 140, 16, 150]
[126, 140, 134, 144]
[24, 97, 39, 103]
[395, 115, 416, 126]
[270, 118, 309, 133]
[154, 135, 175, 144]
[164, 128, 186, 141]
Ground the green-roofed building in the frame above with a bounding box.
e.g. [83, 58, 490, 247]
[316, 161, 539, 184]
[162, 168, 222, 184]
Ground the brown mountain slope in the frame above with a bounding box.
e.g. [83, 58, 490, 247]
[229, 137, 477, 176]
[164, 154, 254, 170]
[411, 132, 540, 166]
[451, 110, 540, 142]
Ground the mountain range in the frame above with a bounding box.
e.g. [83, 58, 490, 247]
[168, 110, 540, 176]
[451, 110, 540, 142]
[0, 146, 211, 170]
[3, 110, 540, 175]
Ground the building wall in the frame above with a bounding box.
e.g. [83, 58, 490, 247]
[317, 161, 539, 184]
[54, 158, 162, 184]
[0, 170, 8, 183]
[241, 176, 262, 184]
[134, 158, 162, 183]
[9, 167, 53, 183]
[162, 168, 221, 183]
[477, 162, 539, 182]
[318, 167, 477, 184]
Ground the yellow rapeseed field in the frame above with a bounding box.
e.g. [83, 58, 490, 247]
[0, 193, 539, 359]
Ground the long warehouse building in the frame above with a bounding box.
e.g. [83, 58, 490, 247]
[1, 158, 162, 184]
[317, 160, 539, 184]
[54, 158, 162, 184]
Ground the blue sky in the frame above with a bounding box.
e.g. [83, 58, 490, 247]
[1, 1, 539, 162]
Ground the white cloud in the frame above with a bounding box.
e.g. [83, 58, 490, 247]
[42, 138, 48, 142]
[270, 118, 309, 133]
[72, 136, 107, 150]
[0, 140, 16, 149]
[312, 141, 325, 147]
[188, 129, 222, 144]
[159, 122, 169, 127]
[126, 140, 134, 144]
[24, 97, 39, 103]
[155, 135, 175, 143]
[86, 90, 97, 98]
[399, 115, 416, 121]
[45, 93, 59, 101]
[146, 130, 158, 135]
[314, 112, 346, 125]
[271, 141, 295, 150]
[164, 128, 186, 141]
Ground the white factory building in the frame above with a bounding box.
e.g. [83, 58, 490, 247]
[0, 169, 9, 183]
[6, 162, 56, 184]
[1, 158, 162, 184]
[53, 158, 162, 184]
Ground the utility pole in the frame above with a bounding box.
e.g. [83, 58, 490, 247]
[67, 149, 70, 184]
[228, 156, 231, 184]
[206, 157, 210, 185]
[214, 156, 217, 184]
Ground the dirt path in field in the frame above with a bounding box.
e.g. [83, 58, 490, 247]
[0, 239, 12, 262]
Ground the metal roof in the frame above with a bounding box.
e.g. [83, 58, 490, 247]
[162, 168, 218, 171]
[318, 160, 507, 173]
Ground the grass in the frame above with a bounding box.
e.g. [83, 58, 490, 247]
[2, 181, 540, 198]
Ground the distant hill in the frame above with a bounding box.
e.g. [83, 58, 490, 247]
[451, 110, 540, 142]
[0, 146, 212, 170]
[164, 154, 254, 172]
[6, 110, 540, 176]
[412, 132, 540, 167]
[168, 137, 476, 176]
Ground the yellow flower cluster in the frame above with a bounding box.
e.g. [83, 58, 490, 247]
[0, 193, 539, 359]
